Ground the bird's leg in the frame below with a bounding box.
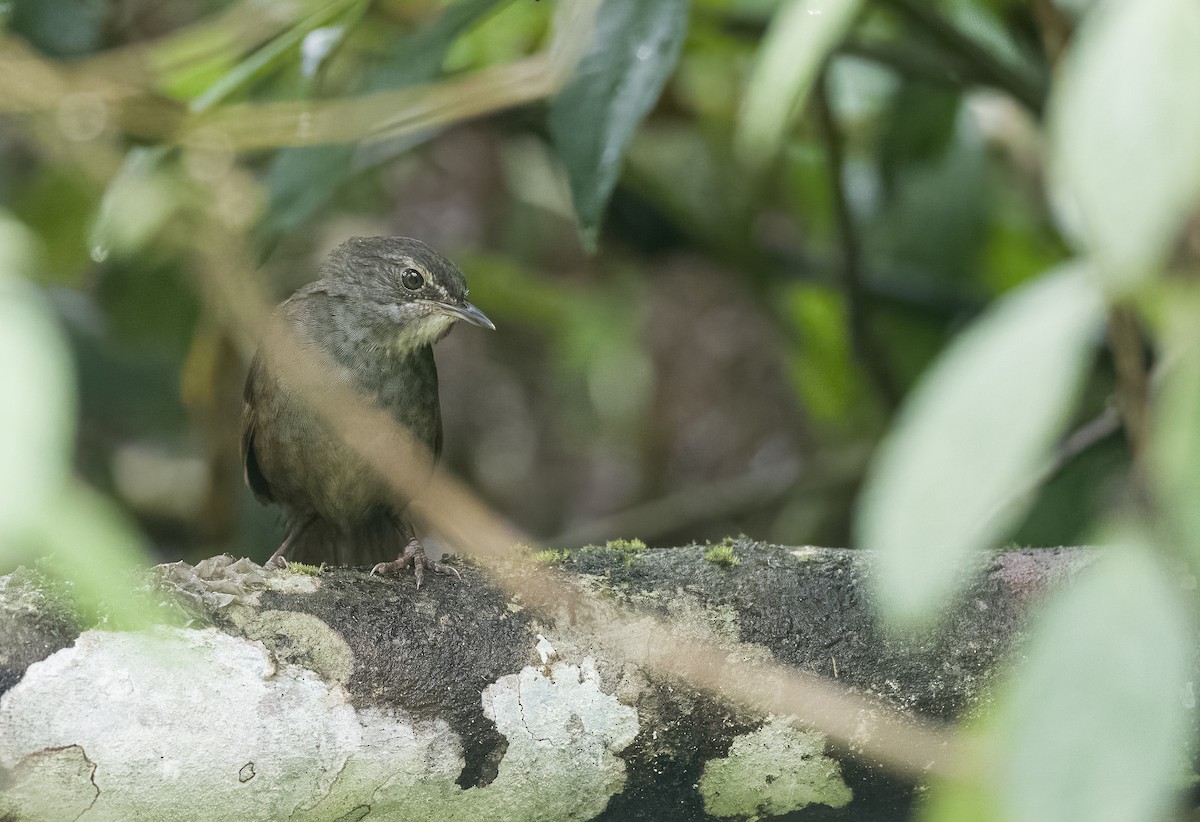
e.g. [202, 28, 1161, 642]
[370, 537, 462, 588]
[267, 516, 315, 569]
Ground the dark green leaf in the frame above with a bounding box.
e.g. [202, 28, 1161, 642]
[10, 0, 106, 58]
[549, 0, 690, 251]
[258, 0, 510, 246]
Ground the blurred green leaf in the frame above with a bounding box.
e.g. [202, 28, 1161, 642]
[444, 0, 548, 72]
[364, 0, 513, 90]
[0, 216, 74, 547]
[549, 0, 690, 251]
[857, 264, 1104, 626]
[783, 284, 864, 422]
[734, 0, 863, 174]
[994, 538, 1193, 822]
[10, 0, 106, 58]
[188, 0, 368, 112]
[1048, 0, 1200, 294]
[1150, 285, 1200, 564]
[259, 0, 510, 247]
[878, 83, 960, 194]
[89, 147, 181, 262]
[37, 482, 156, 629]
[11, 167, 100, 286]
[918, 773, 999, 822]
[873, 115, 990, 283]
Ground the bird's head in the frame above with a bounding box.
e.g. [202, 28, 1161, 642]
[322, 236, 495, 350]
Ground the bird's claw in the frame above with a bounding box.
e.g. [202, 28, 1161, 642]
[370, 538, 461, 588]
[266, 555, 289, 570]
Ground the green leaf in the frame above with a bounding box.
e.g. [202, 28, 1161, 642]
[734, 0, 864, 174]
[1048, 0, 1200, 294]
[549, 0, 690, 251]
[258, 0, 510, 247]
[994, 539, 1193, 822]
[0, 216, 74, 548]
[856, 264, 1105, 626]
[10, 0, 105, 58]
[187, 0, 369, 113]
[37, 482, 156, 629]
[1149, 285, 1200, 563]
[88, 147, 180, 262]
[918, 773, 999, 822]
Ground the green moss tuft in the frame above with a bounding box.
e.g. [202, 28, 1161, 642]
[704, 544, 741, 568]
[531, 549, 569, 566]
[287, 562, 325, 576]
[604, 538, 647, 554]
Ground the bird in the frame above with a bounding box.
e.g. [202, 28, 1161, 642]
[240, 236, 494, 584]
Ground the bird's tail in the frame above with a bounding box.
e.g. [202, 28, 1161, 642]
[284, 511, 414, 567]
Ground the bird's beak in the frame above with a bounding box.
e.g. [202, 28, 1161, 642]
[440, 300, 496, 330]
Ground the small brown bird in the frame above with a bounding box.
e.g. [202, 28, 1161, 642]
[240, 236, 494, 583]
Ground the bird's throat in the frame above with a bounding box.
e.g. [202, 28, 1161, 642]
[391, 313, 454, 354]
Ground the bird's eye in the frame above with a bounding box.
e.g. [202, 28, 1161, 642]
[401, 268, 424, 290]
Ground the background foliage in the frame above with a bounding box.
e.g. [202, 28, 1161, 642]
[2, 0, 1198, 818]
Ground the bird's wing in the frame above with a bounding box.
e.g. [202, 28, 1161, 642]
[241, 354, 274, 504]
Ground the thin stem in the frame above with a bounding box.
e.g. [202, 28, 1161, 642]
[1107, 306, 1151, 468]
[815, 67, 902, 410]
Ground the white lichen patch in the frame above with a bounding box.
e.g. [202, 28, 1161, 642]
[0, 628, 385, 820]
[535, 634, 557, 666]
[0, 630, 639, 822]
[699, 716, 852, 819]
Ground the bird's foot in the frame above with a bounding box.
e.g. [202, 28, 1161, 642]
[370, 538, 461, 588]
[265, 555, 289, 570]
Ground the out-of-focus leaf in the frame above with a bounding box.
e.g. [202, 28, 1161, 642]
[878, 83, 960, 194]
[259, 145, 357, 252]
[188, 0, 368, 112]
[994, 538, 1193, 822]
[12, 167, 102, 285]
[148, 1, 313, 101]
[624, 125, 745, 253]
[783, 284, 865, 422]
[1150, 285, 1200, 564]
[10, 0, 106, 58]
[918, 773, 999, 822]
[179, 0, 595, 154]
[856, 264, 1104, 627]
[88, 147, 180, 262]
[549, 0, 690, 251]
[364, 0, 513, 90]
[734, 0, 863, 174]
[1048, 0, 1200, 294]
[874, 113, 989, 283]
[0, 216, 74, 547]
[259, 0, 510, 246]
[444, 0, 549, 72]
[37, 482, 156, 629]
